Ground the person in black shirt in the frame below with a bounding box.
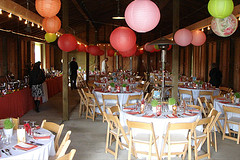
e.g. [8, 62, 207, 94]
[209, 63, 222, 88]
[29, 61, 45, 112]
[69, 57, 78, 90]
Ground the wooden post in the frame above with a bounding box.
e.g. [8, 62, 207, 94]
[62, 0, 69, 121]
[172, 0, 179, 101]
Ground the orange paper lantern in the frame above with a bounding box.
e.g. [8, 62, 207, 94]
[36, 0, 61, 18]
[42, 16, 61, 33]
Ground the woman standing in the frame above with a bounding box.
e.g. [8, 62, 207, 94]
[29, 61, 45, 112]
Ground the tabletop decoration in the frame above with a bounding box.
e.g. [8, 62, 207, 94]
[3, 118, 14, 137]
[234, 92, 240, 104]
[151, 99, 158, 113]
[122, 83, 127, 92]
[140, 99, 145, 114]
[17, 127, 26, 143]
[168, 97, 176, 111]
[109, 82, 115, 92]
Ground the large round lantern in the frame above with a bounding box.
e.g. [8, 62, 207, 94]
[107, 49, 115, 57]
[191, 30, 206, 46]
[125, 0, 160, 33]
[144, 43, 155, 52]
[211, 14, 238, 37]
[77, 43, 86, 52]
[35, 0, 61, 18]
[87, 46, 100, 56]
[58, 34, 77, 52]
[119, 45, 137, 57]
[42, 16, 61, 33]
[110, 27, 136, 52]
[174, 29, 193, 47]
[45, 33, 57, 43]
[98, 50, 105, 56]
[135, 49, 144, 56]
[208, 0, 234, 19]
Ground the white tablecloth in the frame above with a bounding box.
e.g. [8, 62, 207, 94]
[93, 91, 143, 109]
[120, 110, 202, 159]
[0, 128, 55, 160]
[214, 98, 240, 133]
[178, 87, 220, 104]
[94, 81, 139, 89]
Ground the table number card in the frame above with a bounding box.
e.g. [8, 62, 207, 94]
[17, 129, 26, 143]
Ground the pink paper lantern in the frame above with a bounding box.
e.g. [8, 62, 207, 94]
[174, 29, 193, 47]
[58, 34, 77, 52]
[144, 43, 155, 52]
[87, 46, 100, 56]
[119, 45, 137, 57]
[125, 0, 160, 33]
[110, 27, 136, 52]
[191, 30, 206, 46]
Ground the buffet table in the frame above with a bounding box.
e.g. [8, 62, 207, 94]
[0, 128, 55, 160]
[45, 76, 62, 99]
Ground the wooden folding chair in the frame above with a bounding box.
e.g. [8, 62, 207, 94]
[102, 94, 119, 122]
[219, 86, 231, 96]
[104, 112, 129, 159]
[144, 89, 154, 103]
[188, 104, 206, 118]
[192, 116, 215, 160]
[199, 90, 214, 99]
[160, 120, 199, 160]
[107, 104, 121, 116]
[77, 89, 87, 118]
[56, 149, 76, 160]
[127, 120, 160, 160]
[85, 92, 103, 121]
[124, 94, 142, 107]
[210, 95, 223, 104]
[55, 131, 72, 159]
[179, 89, 194, 105]
[222, 106, 240, 144]
[41, 120, 64, 151]
[207, 109, 222, 152]
[197, 97, 208, 117]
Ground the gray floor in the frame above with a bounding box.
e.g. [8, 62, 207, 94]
[21, 89, 240, 160]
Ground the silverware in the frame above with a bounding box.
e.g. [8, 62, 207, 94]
[1, 149, 9, 156]
[30, 141, 43, 146]
[5, 149, 12, 155]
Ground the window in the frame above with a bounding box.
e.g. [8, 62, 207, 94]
[35, 43, 41, 63]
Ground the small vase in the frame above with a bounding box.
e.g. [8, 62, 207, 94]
[3, 128, 13, 137]
[235, 98, 239, 104]
[152, 107, 157, 113]
[123, 87, 126, 92]
[168, 105, 173, 111]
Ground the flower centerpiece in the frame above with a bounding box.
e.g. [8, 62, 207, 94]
[110, 82, 115, 92]
[3, 118, 14, 136]
[151, 99, 158, 113]
[168, 97, 176, 111]
[234, 92, 240, 104]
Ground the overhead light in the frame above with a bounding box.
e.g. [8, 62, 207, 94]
[112, 0, 125, 20]
[19, 16, 22, 21]
[8, 13, 12, 18]
[0, 9, 2, 14]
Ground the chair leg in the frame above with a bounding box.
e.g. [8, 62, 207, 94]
[128, 132, 132, 160]
[115, 131, 120, 160]
[237, 126, 240, 144]
[214, 127, 217, 152]
[79, 101, 82, 117]
[105, 124, 110, 153]
[148, 137, 152, 160]
[194, 138, 198, 160]
[207, 132, 211, 159]
[188, 134, 191, 160]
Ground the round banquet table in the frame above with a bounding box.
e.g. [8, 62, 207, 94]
[94, 81, 139, 89]
[214, 97, 240, 133]
[0, 128, 55, 160]
[93, 90, 143, 109]
[178, 87, 220, 104]
[119, 109, 202, 159]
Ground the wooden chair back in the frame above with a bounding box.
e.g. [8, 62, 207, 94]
[85, 92, 103, 121]
[56, 131, 71, 158]
[41, 120, 64, 151]
[125, 94, 142, 107]
[210, 95, 223, 104]
[199, 91, 214, 97]
[179, 89, 193, 104]
[197, 97, 208, 117]
[102, 94, 119, 122]
[56, 149, 76, 160]
[77, 89, 87, 117]
[107, 104, 120, 115]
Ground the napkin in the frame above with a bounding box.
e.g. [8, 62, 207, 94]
[166, 114, 178, 118]
[123, 107, 135, 111]
[126, 111, 140, 115]
[15, 142, 37, 151]
[33, 132, 51, 139]
[188, 109, 199, 113]
[219, 101, 230, 104]
[216, 97, 226, 100]
[183, 112, 198, 116]
[142, 114, 155, 118]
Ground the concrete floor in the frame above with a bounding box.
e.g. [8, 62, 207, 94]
[21, 89, 240, 160]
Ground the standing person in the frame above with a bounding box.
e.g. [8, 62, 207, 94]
[101, 58, 108, 74]
[29, 61, 45, 112]
[209, 63, 222, 88]
[69, 57, 78, 90]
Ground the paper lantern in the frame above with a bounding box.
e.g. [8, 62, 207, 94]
[119, 45, 137, 57]
[110, 27, 136, 52]
[87, 46, 101, 56]
[174, 29, 193, 47]
[125, 0, 160, 33]
[211, 14, 238, 37]
[42, 16, 61, 33]
[98, 50, 105, 56]
[45, 33, 57, 43]
[167, 45, 172, 51]
[144, 43, 155, 52]
[58, 34, 77, 52]
[107, 49, 115, 57]
[208, 0, 234, 19]
[135, 49, 144, 56]
[35, 0, 61, 18]
[77, 43, 86, 52]
[191, 30, 206, 46]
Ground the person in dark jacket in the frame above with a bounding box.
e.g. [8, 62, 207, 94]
[209, 63, 222, 88]
[69, 57, 78, 90]
[29, 61, 45, 112]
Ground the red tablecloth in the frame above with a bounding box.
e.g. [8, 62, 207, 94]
[0, 88, 35, 119]
[45, 76, 62, 98]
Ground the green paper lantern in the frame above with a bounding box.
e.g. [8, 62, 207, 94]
[208, 0, 234, 19]
[154, 45, 159, 50]
[45, 33, 57, 43]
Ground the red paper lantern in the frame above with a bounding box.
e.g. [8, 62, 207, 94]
[58, 34, 77, 52]
[144, 43, 155, 52]
[174, 28, 193, 47]
[35, 0, 61, 18]
[98, 50, 105, 56]
[77, 43, 86, 52]
[42, 16, 61, 33]
[119, 45, 137, 57]
[125, 0, 160, 33]
[107, 49, 115, 57]
[110, 27, 136, 52]
[191, 30, 206, 46]
[87, 46, 101, 56]
[167, 45, 172, 51]
[135, 49, 144, 56]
